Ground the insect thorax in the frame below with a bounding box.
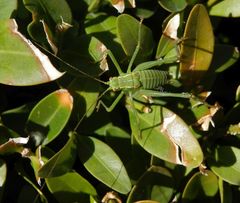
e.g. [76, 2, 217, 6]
[109, 70, 169, 91]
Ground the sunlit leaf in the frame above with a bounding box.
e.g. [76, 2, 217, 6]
[0, 19, 64, 86]
[209, 0, 240, 18]
[127, 100, 203, 168]
[26, 89, 73, 145]
[77, 135, 131, 194]
[0, 0, 17, 19]
[46, 171, 97, 203]
[209, 146, 240, 186]
[180, 4, 214, 88]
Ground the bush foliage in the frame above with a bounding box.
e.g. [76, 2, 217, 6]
[0, 0, 240, 202]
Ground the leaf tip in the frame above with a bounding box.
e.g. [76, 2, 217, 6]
[56, 89, 73, 110]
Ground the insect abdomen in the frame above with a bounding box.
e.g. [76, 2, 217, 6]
[139, 70, 169, 89]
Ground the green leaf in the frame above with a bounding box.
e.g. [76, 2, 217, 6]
[26, 89, 73, 145]
[127, 101, 203, 168]
[77, 135, 131, 194]
[127, 166, 174, 203]
[158, 0, 187, 12]
[209, 146, 240, 186]
[236, 85, 240, 102]
[156, 14, 180, 60]
[182, 170, 218, 202]
[180, 4, 214, 88]
[38, 133, 77, 178]
[24, 0, 72, 24]
[117, 14, 154, 64]
[0, 159, 7, 186]
[0, 0, 17, 19]
[23, 0, 72, 44]
[209, 0, 240, 18]
[0, 19, 64, 86]
[46, 171, 97, 203]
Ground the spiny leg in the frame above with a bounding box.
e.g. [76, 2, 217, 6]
[135, 89, 192, 99]
[127, 18, 143, 73]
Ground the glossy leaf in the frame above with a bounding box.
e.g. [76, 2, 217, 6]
[26, 89, 73, 145]
[38, 133, 77, 178]
[127, 100, 203, 168]
[0, 0, 17, 19]
[182, 170, 218, 202]
[209, 146, 240, 185]
[77, 135, 131, 194]
[209, 0, 240, 18]
[117, 14, 154, 64]
[158, 0, 187, 12]
[46, 171, 97, 203]
[0, 19, 64, 86]
[127, 166, 174, 203]
[180, 4, 214, 88]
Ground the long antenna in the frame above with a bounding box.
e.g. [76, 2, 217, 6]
[34, 41, 108, 85]
[73, 87, 111, 132]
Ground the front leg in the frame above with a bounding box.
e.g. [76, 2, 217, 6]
[97, 91, 125, 112]
[134, 55, 178, 71]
